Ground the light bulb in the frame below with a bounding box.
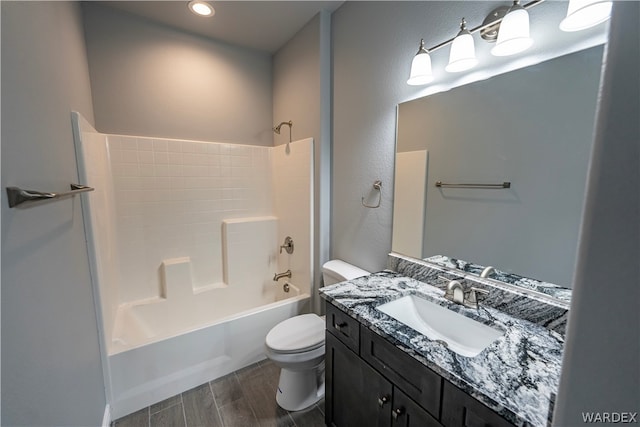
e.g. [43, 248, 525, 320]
[407, 39, 433, 85]
[446, 19, 478, 73]
[188, 0, 215, 17]
[491, 2, 533, 57]
[560, 0, 612, 32]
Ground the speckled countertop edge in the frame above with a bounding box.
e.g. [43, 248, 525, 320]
[320, 271, 564, 427]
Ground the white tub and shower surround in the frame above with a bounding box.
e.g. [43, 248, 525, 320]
[272, 142, 314, 299]
[108, 133, 274, 303]
[72, 113, 314, 418]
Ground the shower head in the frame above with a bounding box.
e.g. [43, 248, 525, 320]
[273, 120, 292, 134]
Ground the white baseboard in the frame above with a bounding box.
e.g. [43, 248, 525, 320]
[102, 404, 111, 427]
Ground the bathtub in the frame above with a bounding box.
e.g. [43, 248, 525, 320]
[109, 287, 310, 420]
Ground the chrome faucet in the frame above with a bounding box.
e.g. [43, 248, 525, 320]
[273, 270, 292, 281]
[444, 280, 465, 304]
[480, 266, 496, 278]
[444, 280, 490, 309]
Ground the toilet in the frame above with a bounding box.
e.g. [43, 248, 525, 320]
[264, 259, 370, 411]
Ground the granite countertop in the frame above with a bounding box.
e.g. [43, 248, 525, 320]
[320, 271, 564, 427]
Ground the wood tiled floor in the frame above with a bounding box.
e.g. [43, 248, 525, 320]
[112, 359, 326, 427]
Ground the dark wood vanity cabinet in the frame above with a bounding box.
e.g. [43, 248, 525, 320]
[325, 302, 516, 427]
[325, 303, 440, 427]
[326, 332, 440, 427]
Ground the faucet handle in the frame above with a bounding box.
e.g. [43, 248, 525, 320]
[464, 287, 490, 308]
[279, 236, 294, 254]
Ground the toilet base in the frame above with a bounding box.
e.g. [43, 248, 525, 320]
[275, 364, 325, 411]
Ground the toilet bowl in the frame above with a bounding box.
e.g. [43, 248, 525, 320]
[264, 259, 369, 411]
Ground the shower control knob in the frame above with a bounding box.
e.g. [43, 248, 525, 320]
[279, 236, 294, 254]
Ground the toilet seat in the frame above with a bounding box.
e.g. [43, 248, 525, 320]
[266, 314, 325, 354]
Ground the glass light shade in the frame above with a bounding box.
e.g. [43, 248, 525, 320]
[407, 42, 433, 85]
[491, 5, 533, 57]
[560, 0, 612, 32]
[188, 0, 215, 17]
[446, 31, 478, 73]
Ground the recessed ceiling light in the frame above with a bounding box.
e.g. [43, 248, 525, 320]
[188, 0, 215, 17]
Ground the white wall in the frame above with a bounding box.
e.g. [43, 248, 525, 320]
[273, 15, 321, 148]
[554, 2, 640, 423]
[273, 11, 332, 312]
[82, 3, 273, 145]
[331, 1, 607, 273]
[1, 2, 106, 425]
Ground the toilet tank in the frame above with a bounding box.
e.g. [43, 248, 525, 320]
[322, 260, 370, 286]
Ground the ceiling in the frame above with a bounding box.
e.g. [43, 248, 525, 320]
[98, 1, 344, 54]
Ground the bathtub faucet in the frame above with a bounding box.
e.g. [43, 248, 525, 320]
[273, 270, 292, 282]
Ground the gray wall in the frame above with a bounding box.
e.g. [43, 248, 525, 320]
[82, 3, 273, 145]
[331, 1, 607, 273]
[396, 47, 603, 287]
[273, 11, 332, 312]
[1, 2, 106, 425]
[554, 1, 640, 423]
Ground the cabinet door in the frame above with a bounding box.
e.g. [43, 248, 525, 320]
[392, 388, 442, 427]
[361, 327, 442, 418]
[326, 331, 393, 427]
[441, 381, 515, 427]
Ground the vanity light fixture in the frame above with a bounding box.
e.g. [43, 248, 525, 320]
[446, 18, 479, 73]
[491, 0, 534, 56]
[407, 39, 434, 85]
[559, 0, 612, 32]
[188, 0, 215, 17]
[408, 0, 543, 86]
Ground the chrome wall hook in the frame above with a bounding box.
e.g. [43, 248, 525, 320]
[362, 180, 382, 208]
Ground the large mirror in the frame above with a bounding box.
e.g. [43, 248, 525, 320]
[393, 45, 604, 296]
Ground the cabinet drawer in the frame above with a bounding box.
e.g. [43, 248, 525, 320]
[441, 380, 515, 427]
[361, 327, 442, 418]
[326, 303, 360, 353]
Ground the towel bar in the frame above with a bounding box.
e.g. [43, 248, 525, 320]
[6, 183, 94, 208]
[435, 181, 511, 189]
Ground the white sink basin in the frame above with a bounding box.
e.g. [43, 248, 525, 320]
[376, 295, 503, 357]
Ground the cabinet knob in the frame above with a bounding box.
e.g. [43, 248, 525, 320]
[377, 395, 390, 407]
[392, 407, 404, 420]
